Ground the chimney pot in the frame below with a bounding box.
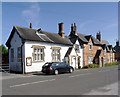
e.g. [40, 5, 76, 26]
[30, 23, 32, 28]
[71, 24, 74, 32]
[58, 22, 64, 38]
[74, 23, 77, 35]
[96, 31, 101, 42]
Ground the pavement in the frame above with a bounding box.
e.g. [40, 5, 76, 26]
[1, 66, 119, 95]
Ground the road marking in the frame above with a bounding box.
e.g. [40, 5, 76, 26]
[69, 73, 91, 78]
[10, 79, 55, 88]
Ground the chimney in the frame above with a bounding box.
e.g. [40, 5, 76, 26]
[74, 23, 77, 35]
[58, 22, 65, 38]
[71, 24, 74, 32]
[116, 41, 119, 46]
[96, 31, 101, 42]
[30, 23, 32, 28]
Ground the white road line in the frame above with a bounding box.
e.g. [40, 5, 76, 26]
[69, 73, 91, 78]
[10, 79, 55, 88]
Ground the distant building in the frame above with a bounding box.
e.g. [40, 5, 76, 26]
[114, 41, 120, 62]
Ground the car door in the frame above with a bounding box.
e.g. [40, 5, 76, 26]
[63, 63, 70, 72]
[58, 63, 65, 73]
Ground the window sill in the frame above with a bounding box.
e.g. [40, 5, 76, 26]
[32, 61, 45, 63]
[52, 60, 61, 62]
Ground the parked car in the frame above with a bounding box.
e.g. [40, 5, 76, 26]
[42, 62, 74, 75]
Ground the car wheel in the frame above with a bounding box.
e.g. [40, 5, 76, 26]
[54, 70, 59, 75]
[69, 68, 73, 73]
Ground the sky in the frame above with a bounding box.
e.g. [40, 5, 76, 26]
[2, 2, 118, 46]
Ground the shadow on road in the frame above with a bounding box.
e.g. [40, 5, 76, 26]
[32, 72, 70, 76]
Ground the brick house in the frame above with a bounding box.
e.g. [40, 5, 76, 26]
[69, 23, 115, 67]
[114, 41, 120, 62]
[101, 40, 116, 64]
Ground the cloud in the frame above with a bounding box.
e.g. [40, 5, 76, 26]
[79, 20, 93, 29]
[21, 3, 40, 27]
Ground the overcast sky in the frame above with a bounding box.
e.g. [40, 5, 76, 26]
[2, 2, 118, 46]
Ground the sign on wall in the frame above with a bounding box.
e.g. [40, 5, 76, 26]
[26, 57, 32, 66]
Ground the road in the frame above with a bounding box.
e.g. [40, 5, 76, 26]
[1, 66, 119, 95]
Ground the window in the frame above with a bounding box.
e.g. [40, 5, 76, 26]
[104, 50, 106, 56]
[88, 57, 93, 64]
[33, 47, 44, 62]
[11, 48, 14, 62]
[52, 48, 60, 62]
[104, 58, 107, 64]
[75, 44, 80, 53]
[17, 47, 21, 62]
[110, 51, 112, 56]
[95, 58, 98, 64]
[89, 43, 92, 50]
[111, 58, 112, 63]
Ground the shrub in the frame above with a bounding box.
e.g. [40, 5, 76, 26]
[82, 65, 89, 69]
[88, 64, 93, 68]
[82, 64, 99, 69]
[93, 64, 99, 68]
[105, 62, 119, 67]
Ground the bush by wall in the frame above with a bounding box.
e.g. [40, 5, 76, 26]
[82, 64, 99, 69]
[105, 62, 119, 67]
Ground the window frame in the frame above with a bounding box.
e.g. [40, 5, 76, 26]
[89, 43, 93, 50]
[11, 48, 14, 62]
[33, 46, 45, 62]
[110, 51, 112, 56]
[88, 56, 93, 64]
[17, 47, 22, 62]
[75, 44, 80, 53]
[104, 50, 106, 56]
[51, 47, 61, 62]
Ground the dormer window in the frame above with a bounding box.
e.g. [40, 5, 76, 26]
[36, 31, 54, 42]
[110, 51, 112, 56]
[104, 50, 106, 56]
[75, 44, 80, 53]
[89, 43, 92, 50]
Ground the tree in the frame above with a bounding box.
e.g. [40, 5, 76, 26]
[0, 44, 8, 55]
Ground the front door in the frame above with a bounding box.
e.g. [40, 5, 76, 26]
[101, 57, 103, 67]
[72, 56, 76, 69]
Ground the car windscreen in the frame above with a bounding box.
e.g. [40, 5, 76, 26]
[43, 63, 52, 67]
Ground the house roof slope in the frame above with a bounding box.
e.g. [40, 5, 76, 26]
[101, 40, 110, 45]
[6, 26, 73, 47]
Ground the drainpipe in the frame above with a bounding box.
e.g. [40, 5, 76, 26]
[21, 42, 25, 74]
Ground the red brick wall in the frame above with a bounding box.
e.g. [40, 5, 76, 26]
[83, 38, 104, 67]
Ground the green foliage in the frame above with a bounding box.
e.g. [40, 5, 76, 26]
[82, 65, 89, 69]
[82, 64, 99, 69]
[105, 62, 120, 67]
[93, 64, 99, 68]
[0, 44, 8, 54]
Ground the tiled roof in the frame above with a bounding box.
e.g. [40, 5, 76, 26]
[77, 33, 88, 43]
[6, 26, 73, 47]
[101, 40, 110, 45]
[65, 47, 73, 57]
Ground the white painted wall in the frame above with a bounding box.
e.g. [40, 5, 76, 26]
[9, 31, 23, 72]
[75, 40, 84, 68]
[24, 41, 70, 73]
[69, 40, 83, 68]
